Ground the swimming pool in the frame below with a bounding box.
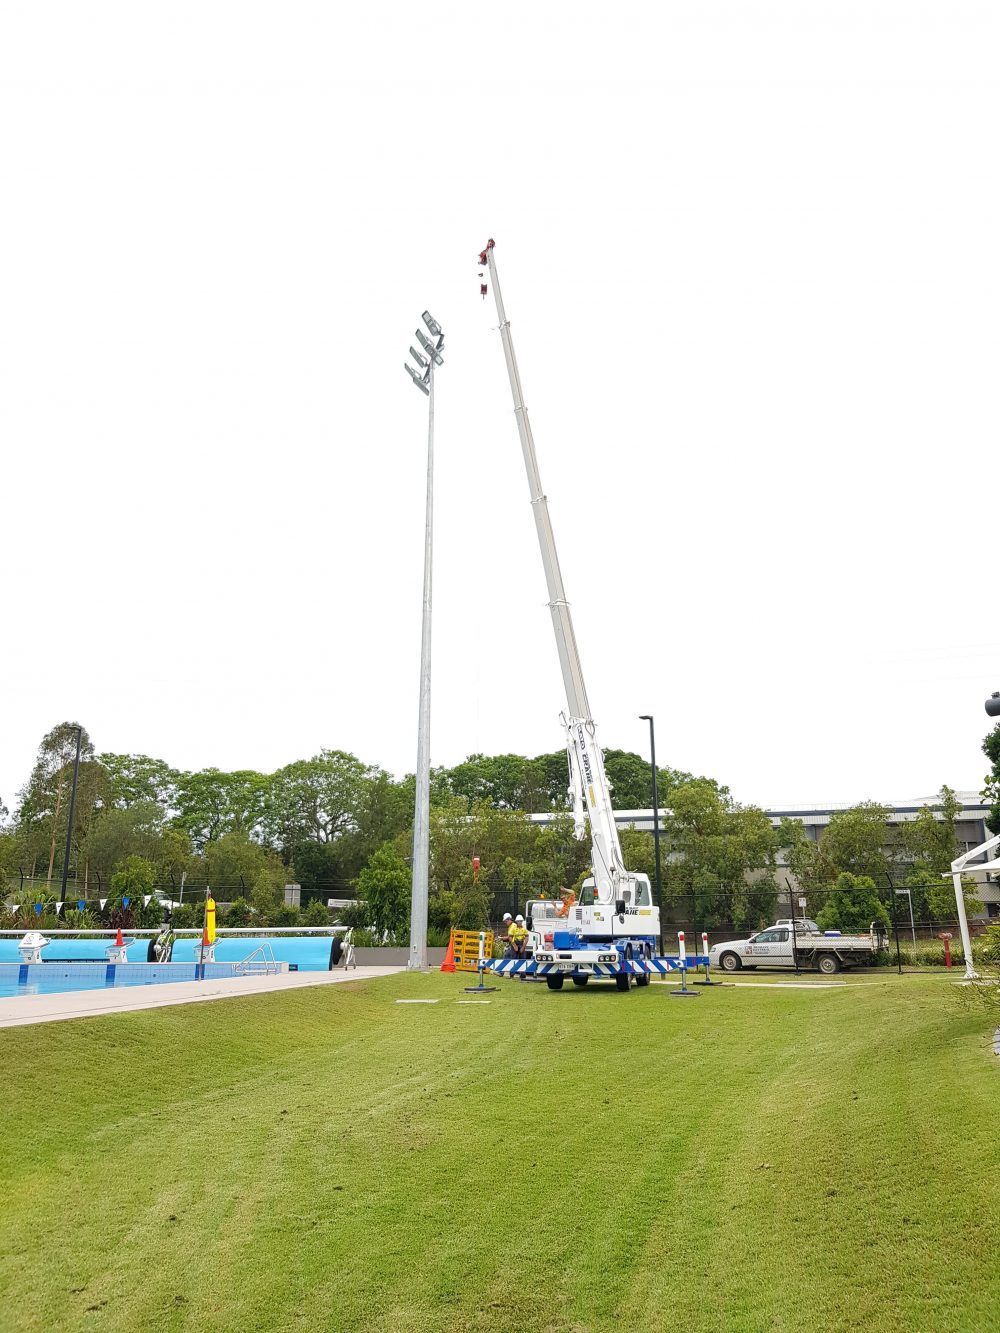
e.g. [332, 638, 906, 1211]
[0, 962, 282, 1000]
[0, 934, 343, 970]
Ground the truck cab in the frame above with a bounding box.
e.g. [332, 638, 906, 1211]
[570, 875, 660, 945]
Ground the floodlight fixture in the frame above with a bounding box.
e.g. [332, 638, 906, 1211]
[422, 311, 443, 338]
[405, 363, 430, 395]
[987, 691, 1000, 718]
[415, 328, 444, 365]
[409, 346, 429, 369]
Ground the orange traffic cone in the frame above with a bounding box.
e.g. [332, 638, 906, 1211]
[439, 930, 457, 973]
[115, 927, 124, 947]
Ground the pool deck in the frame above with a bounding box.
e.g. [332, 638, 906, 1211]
[0, 965, 404, 1028]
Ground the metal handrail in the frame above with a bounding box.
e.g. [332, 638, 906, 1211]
[233, 943, 281, 976]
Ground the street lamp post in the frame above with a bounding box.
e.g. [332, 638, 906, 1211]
[405, 312, 445, 972]
[59, 724, 83, 905]
[639, 715, 664, 953]
[894, 887, 918, 958]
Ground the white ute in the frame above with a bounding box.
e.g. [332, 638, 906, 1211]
[709, 921, 885, 976]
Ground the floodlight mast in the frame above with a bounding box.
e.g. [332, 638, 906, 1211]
[479, 238, 650, 930]
[404, 312, 444, 970]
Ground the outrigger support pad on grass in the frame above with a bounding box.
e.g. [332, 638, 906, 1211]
[463, 961, 498, 994]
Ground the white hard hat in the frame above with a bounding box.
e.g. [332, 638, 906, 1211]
[515, 915, 525, 924]
[502, 912, 512, 921]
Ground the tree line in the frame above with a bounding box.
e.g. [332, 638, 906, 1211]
[0, 719, 994, 939]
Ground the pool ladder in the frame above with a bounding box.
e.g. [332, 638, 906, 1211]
[233, 943, 281, 976]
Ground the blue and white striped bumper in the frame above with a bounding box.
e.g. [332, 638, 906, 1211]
[487, 955, 710, 978]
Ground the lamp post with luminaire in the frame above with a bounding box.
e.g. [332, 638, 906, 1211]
[404, 313, 444, 971]
[639, 714, 664, 954]
[59, 724, 83, 905]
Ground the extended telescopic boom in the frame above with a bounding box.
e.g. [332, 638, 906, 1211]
[479, 239, 637, 909]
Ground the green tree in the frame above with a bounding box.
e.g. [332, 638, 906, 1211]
[108, 854, 160, 926]
[357, 842, 410, 938]
[17, 722, 96, 886]
[110, 854, 157, 899]
[225, 897, 253, 926]
[983, 723, 1000, 834]
[343, 771, 415, 870]
[204, 832, 285, 897]
[266, 751, 376, 847]
[291, 841, 341, 894]
[0, 827, 26, 894]
[172, 768, 271, 849]
[432, 749, 690, 814]
[251, 868, 281, 919]
[902, 861, 982, 924]
[816, 873, 890, 933]
[83, 802, 167, 886]
[603, 750, 689, 810]
[98, 753, 177, 811]
[619, 827, 656, 882]
[820, 803, 899, 886]
[302, 897, 332, 927]
[775, 818, 840, 918]
[661, 779, 778, 929]
[900, 787, 962, 875]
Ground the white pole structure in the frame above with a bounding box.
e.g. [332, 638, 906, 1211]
[404, 313, 444, 972]
[948, 832, 1000, 981]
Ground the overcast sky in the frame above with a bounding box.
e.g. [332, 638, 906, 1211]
[2, 1, 997, 813]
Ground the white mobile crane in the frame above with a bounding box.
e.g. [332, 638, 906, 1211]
[479, 238, 660, 992]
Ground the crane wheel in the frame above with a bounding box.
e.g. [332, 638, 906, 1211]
[634, 972, 651, 987]
[615, 974, 631, 992]
[572, 976, 589, 987]
[546, 975, 565, 991]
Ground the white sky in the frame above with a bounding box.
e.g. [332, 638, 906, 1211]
[1, 1, 997, 813]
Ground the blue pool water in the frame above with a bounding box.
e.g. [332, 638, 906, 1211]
[0, 962, 266, 1000]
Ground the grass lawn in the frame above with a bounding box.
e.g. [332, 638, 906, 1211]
[2, 972, 998, 1332]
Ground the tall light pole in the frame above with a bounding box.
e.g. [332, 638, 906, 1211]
[894, 887, 918, 957]
[405, 311, 444, 971]
[639, 715, 663, 953]
[59, 724, 83, 905]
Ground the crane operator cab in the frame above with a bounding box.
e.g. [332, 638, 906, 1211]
[573, 873, 659, 946]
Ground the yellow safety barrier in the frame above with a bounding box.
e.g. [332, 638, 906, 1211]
[449, 928, 495, 973]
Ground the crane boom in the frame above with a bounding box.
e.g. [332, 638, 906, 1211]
[480, 239, 648, 918]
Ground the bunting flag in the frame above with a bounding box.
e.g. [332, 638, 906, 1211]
[34, 903, 42, 915]
[143, 895, 151, 907]
[99, 898, 107, 910]
[77, 900, 86, 912]
[122, 897, 131, 909]
[54, 901, 64, 915]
